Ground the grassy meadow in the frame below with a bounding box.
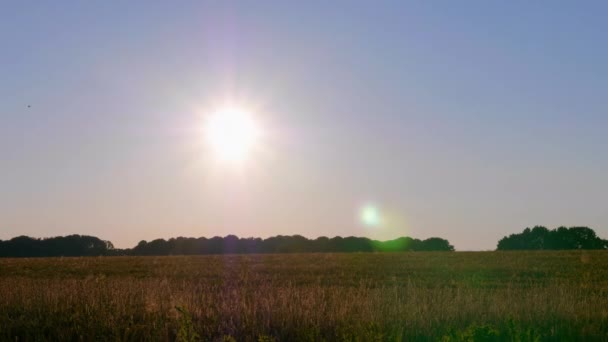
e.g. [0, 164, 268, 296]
[0, 251, 607, 341]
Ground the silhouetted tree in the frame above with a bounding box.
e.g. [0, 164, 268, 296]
[497, 226, 607, 250]
[420, 237, 454, 251]
[0, 235, 113, 257]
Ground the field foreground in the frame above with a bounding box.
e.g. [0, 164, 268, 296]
[1, 252, 607, 341]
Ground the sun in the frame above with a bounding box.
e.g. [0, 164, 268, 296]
[204, 107, 261, 163]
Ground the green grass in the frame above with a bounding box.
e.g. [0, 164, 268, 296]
[0, 251, 607, 341]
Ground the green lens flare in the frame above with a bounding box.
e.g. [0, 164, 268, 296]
[360, 205, 381, 227]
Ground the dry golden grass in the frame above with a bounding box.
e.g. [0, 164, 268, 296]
[0, 251, 607, 341]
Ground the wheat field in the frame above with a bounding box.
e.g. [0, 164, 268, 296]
[1, 251, 607, 341]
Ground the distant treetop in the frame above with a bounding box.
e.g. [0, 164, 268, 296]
[497, 226, 607, 250]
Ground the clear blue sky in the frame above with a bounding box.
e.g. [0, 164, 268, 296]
[1, 1, 607, 250]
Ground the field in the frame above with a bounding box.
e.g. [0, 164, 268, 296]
[1, 252, 607, 341]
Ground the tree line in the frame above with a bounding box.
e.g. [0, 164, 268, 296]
[0, 235, 114, 257]
[0, 226, 606, 257]
[129, 235, 454, 255]
[497, 226, 608, 250]
[0, 234, 453, 257]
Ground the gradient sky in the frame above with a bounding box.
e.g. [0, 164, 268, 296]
[1, 1, 607, 250]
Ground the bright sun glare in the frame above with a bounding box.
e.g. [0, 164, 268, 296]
[205, 107, 261, 163]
